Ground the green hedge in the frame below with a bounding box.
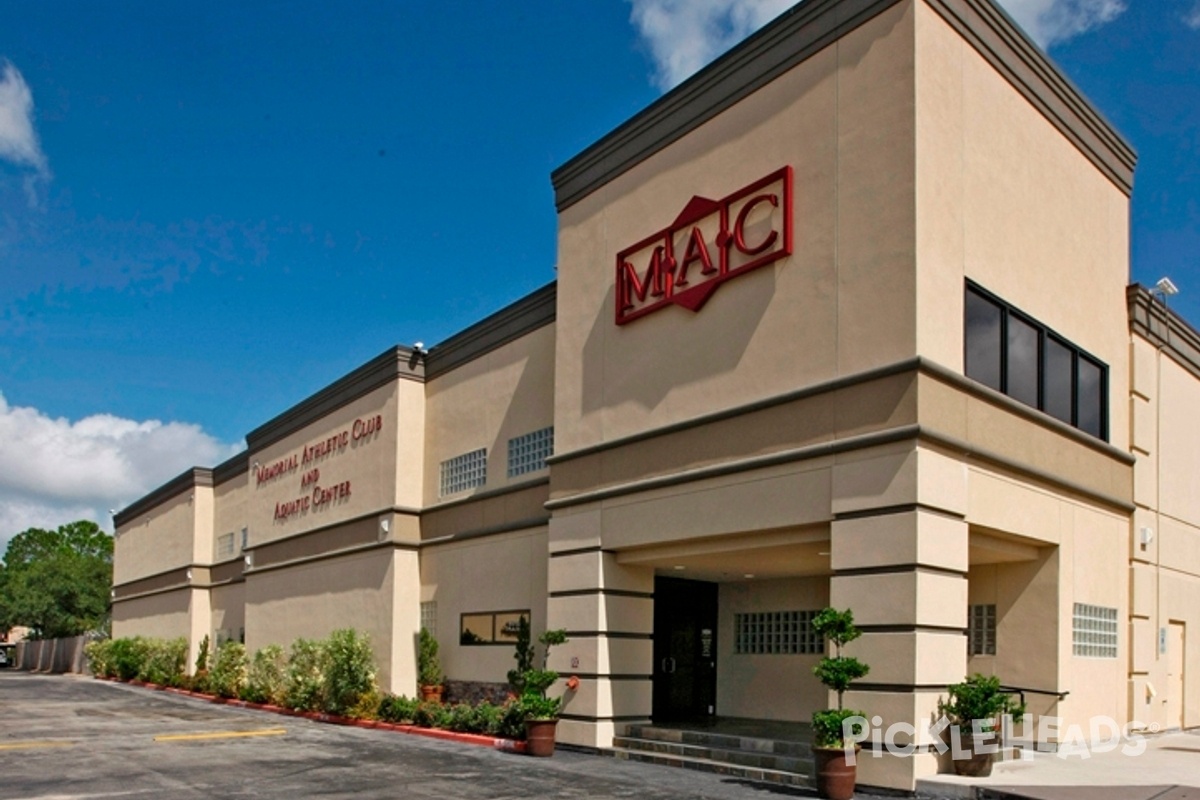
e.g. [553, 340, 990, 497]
[86, 629, 379, 717]
[86, 630, 528, 739]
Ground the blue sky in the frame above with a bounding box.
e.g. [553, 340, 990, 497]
[0, 0, 1197, 543]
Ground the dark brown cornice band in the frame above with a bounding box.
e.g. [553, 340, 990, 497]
[113, 468, 213, 529]
[925, 0, 1136, 194]
[551, 0, 1135, 210]
[213, 450, 249, 484]
[424, 282, 556, 380]
[1127, 283, 1200, 383]
[246, 346, 423, 453]
[552, 0, 905, 210]
[243, 284, 554, 452]
[114, 283, 556, 520]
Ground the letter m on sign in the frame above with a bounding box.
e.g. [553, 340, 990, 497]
[616, 241, 673, 324]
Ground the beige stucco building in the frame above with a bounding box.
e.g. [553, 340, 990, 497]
[112, 0, 1198, 790]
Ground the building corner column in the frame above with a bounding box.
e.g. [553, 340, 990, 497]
[829, 444, 969, 790]
[545, 511, 654, 748]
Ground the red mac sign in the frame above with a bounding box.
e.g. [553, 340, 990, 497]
[615, 166, 793, 325]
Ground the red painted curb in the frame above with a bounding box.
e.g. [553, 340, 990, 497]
[97, 676, 527, 754]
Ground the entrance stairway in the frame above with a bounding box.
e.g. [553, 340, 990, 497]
[607, 719, 814, 788]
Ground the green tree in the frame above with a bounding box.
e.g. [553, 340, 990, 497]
[0, 520, 113, 639]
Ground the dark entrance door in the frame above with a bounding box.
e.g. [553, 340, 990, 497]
[652, 576, 718, 722]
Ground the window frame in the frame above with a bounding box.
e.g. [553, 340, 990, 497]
[964, 281, 1109, 441]
[459, 609, 531, 647]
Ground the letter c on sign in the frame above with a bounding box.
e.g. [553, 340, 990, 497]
[732, 193, 779, 256]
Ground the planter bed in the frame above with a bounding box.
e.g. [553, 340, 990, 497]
[99, 676, 528, 755]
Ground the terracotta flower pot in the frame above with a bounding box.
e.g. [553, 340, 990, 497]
[419, 684, 443, 704]
[813, 746, 858, 800]
[953, 729, 998, 777]
[524, 718, 558, 757]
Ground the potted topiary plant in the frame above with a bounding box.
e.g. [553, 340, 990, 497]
[514, 627, 568, 757]
[811, 608, 870, 800]
[418, 627, 444, 704]
[938, 674, 1025, 777]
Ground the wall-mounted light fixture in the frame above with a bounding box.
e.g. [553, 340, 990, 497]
[1156, 277, 1179, 298]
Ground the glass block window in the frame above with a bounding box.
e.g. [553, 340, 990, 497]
[240, 527, 249, 551]
[216, 532, 235, 559]
[439, 448, 487, 496]
[1073, 603, 1118, 658]
[969, 604, 997, 656]
[507, 426, 554, 478]
[420, 601, 437, 636]
[734, 611, 823, 655]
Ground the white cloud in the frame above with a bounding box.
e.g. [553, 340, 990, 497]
[628, 0, 1127, 91]
[1185, 1, 1200, 29]
[997, 0, 1127, 48]
[0, 60, 48, 175]
[0, 393, 242, 553]
[629, 0, 795, 90]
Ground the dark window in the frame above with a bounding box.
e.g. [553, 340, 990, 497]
[965, 291, 1003, 392]
[1043, 337, 1074, 425]
[964, 282, 1107, 440]
[460, 610, 530, 646]
[1077, 356, 1105, 439]
[1007, 314, 1040, 408]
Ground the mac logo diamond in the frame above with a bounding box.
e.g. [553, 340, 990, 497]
[615, 166, 793, 326]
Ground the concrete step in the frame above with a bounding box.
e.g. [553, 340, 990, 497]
[607, 746, 811, 788]
[623, 724, 812, 759]
[612, 734, 813, 774]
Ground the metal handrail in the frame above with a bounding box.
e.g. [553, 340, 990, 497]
[999, 685, 1070, 707]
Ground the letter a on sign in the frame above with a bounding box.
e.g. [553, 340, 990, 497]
[614, 166, 792, 325]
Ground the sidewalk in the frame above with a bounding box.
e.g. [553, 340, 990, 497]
[916, 730, 1200, 799]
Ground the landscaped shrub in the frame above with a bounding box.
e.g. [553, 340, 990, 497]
[473, 701, 503, 735]
[209, 641, 248, 699]
[194, 634, 211, 674]
[284, 637, 328, 711]
[85, 639, 115, 678]
[378, 694, 419, 724]
[495, 697, 526, 739]
[139, 638, 188, 687]
[241, 644, 287, 705]
[323, 628, 378, 716]
[445, 703, 477, 732]
[412, 700, 445, 728]
[109, 637, 151, 680]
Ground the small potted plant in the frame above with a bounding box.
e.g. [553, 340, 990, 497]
[811, 608, 870, 800]
[418, 627, 444, 704]
[513, 627, 569, 757]
[938, 674, 1025, 777]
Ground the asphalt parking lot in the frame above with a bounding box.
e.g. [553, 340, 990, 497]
[0, 672, 904, 800]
